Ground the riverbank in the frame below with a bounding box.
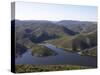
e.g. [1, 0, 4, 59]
[15, 64, 90, 73]
[16, 43, 97, 68]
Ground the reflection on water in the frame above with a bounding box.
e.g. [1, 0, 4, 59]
[16, 44, 97, 67]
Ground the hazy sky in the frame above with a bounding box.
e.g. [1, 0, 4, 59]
[15, 2, 97, 21]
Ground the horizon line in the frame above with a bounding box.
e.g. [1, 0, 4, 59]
[12, 19, 97, 22]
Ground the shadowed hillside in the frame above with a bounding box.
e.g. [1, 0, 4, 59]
[13, 19, 97, 57]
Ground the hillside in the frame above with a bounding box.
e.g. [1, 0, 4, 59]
[12, 20, 97, 57]
[56, 20, 97, 33]
[15, 20, 77, 44]
[48, 31, 97, 55]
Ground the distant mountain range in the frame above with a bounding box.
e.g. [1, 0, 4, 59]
[56, 20, 97, 33]
[12, 19, 97, 33]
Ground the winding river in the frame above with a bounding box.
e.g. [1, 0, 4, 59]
[15, 43, 97, 67]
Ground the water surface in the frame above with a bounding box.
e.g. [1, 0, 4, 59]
[16, 43, 97, 67]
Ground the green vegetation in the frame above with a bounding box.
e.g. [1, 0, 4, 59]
[47, 35, 73, 50]
[15, 20, 97, 55]
[31, 45, 57, 57]
[14, 20, 97, 72]
[15, 20, 78, 57]
[72, 31, 97, 52]
[81, 47, 97, 56]
[15, 64, 88, 73]
[47, 31, 97, 54]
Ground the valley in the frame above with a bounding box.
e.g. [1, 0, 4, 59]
[12, 19, 97, 72]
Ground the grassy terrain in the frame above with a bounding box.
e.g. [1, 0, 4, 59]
[14, 20, 97, 73]
[47, 31, 97, 54]
[15, 64, 89, 73]
[31, 45, 57, 57]
[81, 47, 97, 57]
[47, 35, 73, 51]
[15, 19, 97, 57]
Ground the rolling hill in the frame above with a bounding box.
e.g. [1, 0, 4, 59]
[12, 20, 97, 57]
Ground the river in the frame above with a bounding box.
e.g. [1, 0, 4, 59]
[15, 43, 97, 67]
